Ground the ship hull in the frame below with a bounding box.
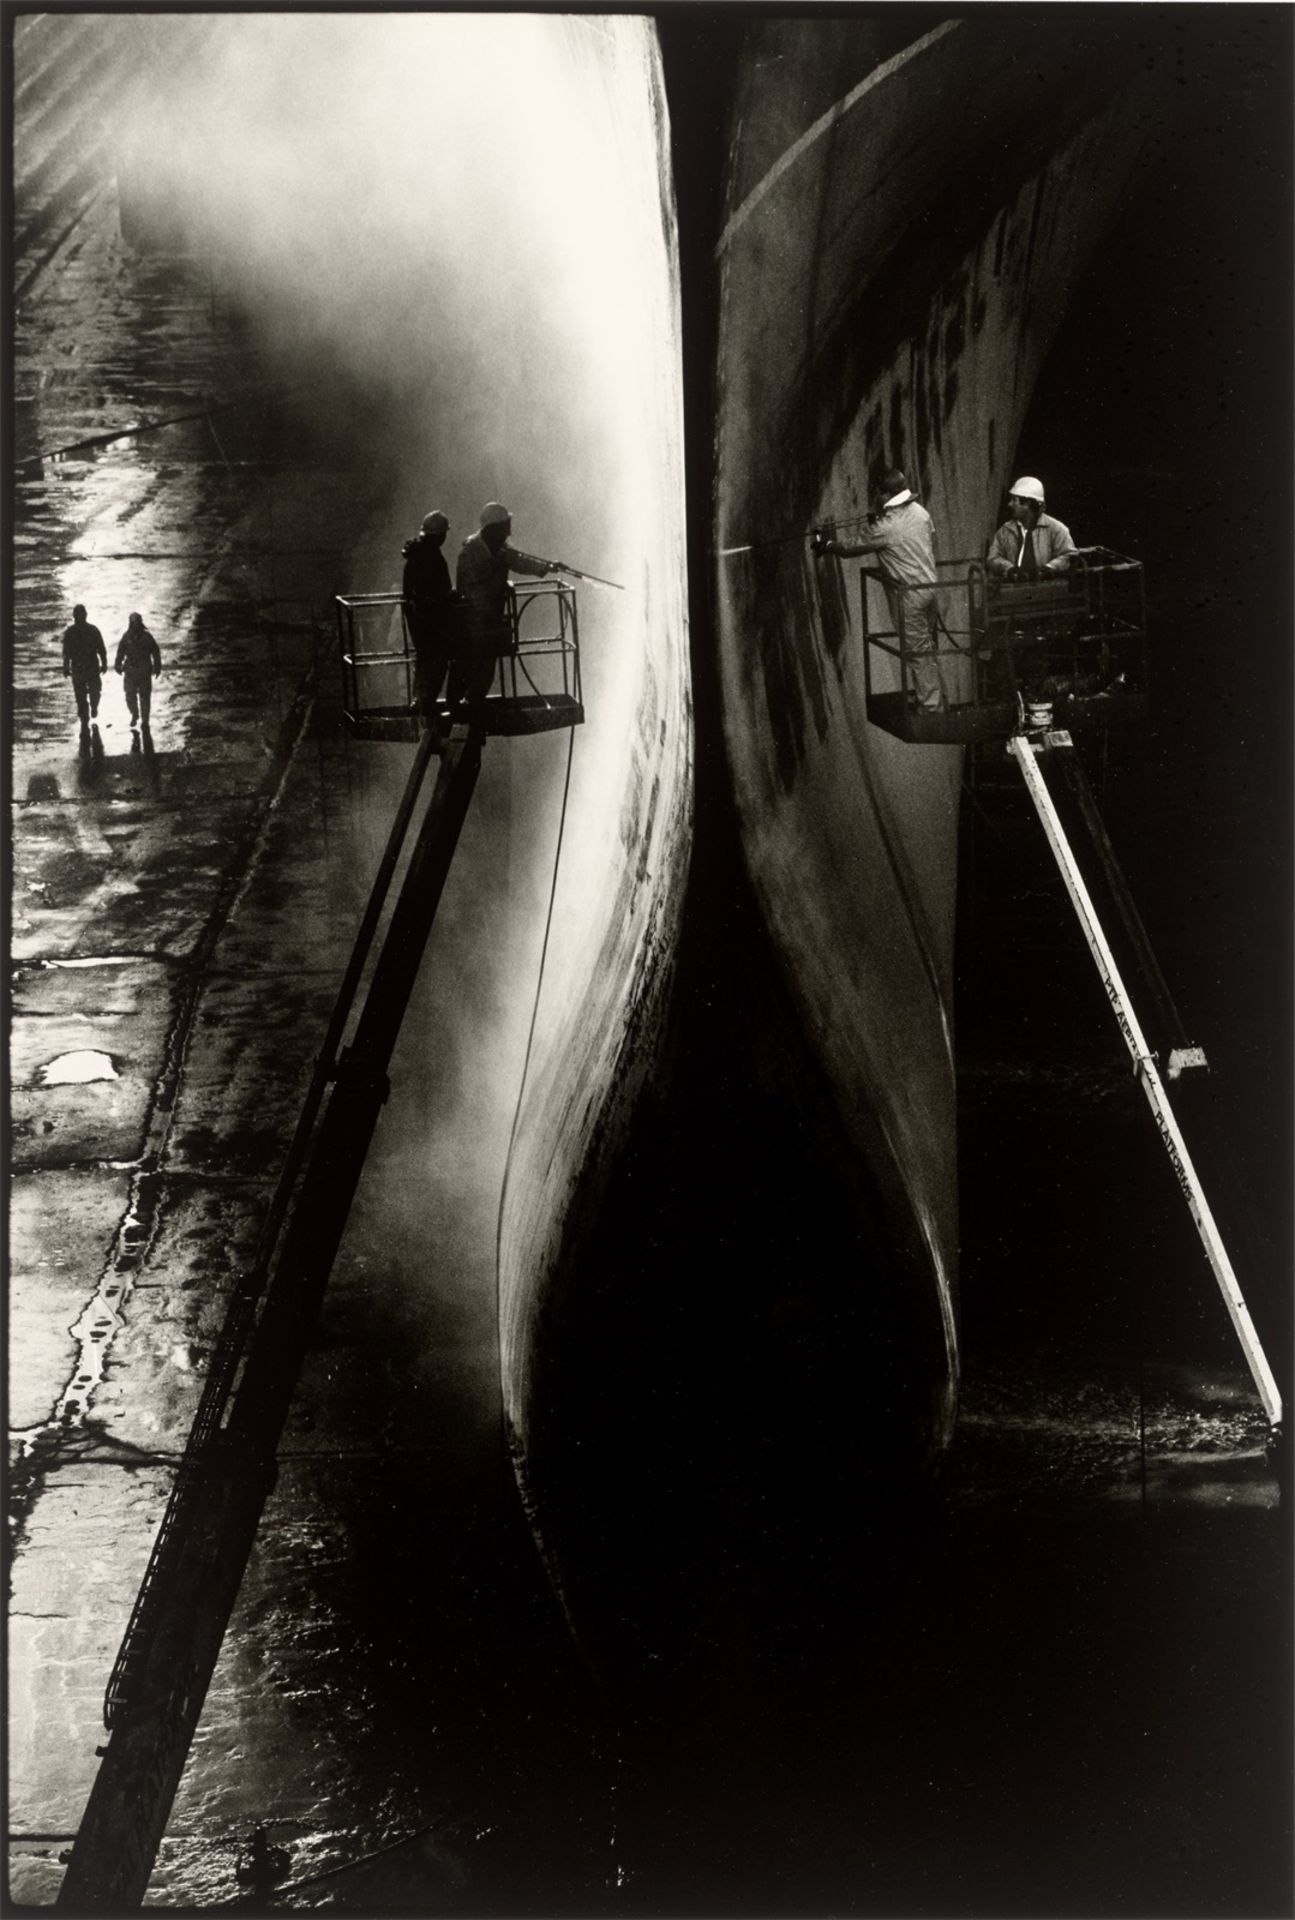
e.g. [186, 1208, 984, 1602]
[500, 15, 1174, 1692]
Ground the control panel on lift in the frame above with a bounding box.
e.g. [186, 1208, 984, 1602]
[861, 548, 1146, 745]
[336, 579, 585, 741]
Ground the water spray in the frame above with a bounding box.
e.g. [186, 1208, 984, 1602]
[718, 510, 879, 559]
[545, 559, 625, 590]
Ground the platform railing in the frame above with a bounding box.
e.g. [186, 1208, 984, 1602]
[500, 579, 583, 714]
[861, 550, 1146, 744]
[335, 592, 416, 733]
[336, 580, 583, 739]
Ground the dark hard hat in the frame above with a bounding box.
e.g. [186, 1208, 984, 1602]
[421, 511, 449, 534]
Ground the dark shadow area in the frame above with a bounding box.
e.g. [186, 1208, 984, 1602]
[627, 13, 1294, 1918]
[960, 9, 1293, 1369]
[942, 16, 1292, 1918]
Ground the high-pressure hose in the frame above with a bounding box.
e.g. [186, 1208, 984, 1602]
[494, 721, 578, 1433]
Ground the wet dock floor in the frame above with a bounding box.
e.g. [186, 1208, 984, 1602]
[9, 79, 1290, 1920]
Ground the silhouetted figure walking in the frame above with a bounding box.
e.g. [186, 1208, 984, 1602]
[115, 612, 163, 732]
[62, 605, 107, 732]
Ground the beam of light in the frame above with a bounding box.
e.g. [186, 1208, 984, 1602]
[716, 20, 962, 254]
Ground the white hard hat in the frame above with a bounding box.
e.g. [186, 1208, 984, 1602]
[1009, 476, 1045, 504]
[480, 501, 511, 527]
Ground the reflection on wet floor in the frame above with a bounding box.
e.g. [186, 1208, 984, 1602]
[38, 1050, 119, 1086]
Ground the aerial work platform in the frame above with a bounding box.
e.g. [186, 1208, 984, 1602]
[337, 576, 585, 740]
[855, 544, 1281, 1436]
[862, 547, 1146, 744]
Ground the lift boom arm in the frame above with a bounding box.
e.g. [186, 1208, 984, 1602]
[1009, 731, 1282, 1431]
[56, 731, 483, 1911]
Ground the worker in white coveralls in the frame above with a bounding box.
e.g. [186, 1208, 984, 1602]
[813, 468, 946, 710]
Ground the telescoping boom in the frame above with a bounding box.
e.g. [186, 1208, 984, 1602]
[1010, 728, 1282, 1432]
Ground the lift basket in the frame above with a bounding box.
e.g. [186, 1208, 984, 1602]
[862, 549, 1147, 744]
[336, 580, 585, 741]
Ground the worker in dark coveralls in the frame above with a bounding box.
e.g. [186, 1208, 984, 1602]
[62, 605, 108, 730]
[986, 475, 1076, 576]
[114, 612, 163, 730]
[401, 509, 458, 722]
[814, 469, 946, 709]
[449, 502, 551, 715]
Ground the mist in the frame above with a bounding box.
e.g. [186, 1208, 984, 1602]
[100, 11, 689, 1365]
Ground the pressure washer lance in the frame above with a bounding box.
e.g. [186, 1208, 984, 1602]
[718, 512, 878, 559]
[545, 559, 625, 590]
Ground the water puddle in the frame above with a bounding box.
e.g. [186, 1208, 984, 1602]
[56, 1186, 153, 1425]
[42, 956, 137, 969]
[39, 1049, 118, 1084]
